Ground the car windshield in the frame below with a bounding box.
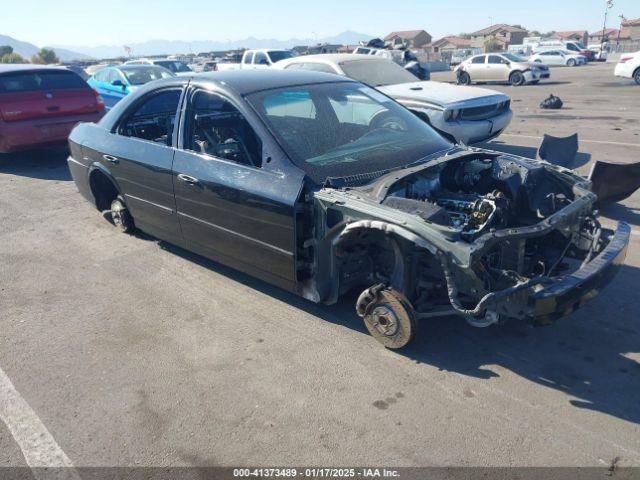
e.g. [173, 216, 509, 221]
[501, 53, 524, 62]
[247, 82, 452, 184]
[268, 51, 294, 63]
[155, 61, 192, 73]
[121, 66, 174, 85]
[340, 59, 418, 86]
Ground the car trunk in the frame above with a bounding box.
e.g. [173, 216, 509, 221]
[0, 70, 100, 122]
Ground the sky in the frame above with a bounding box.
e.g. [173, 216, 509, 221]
[2, 0, 638, 47]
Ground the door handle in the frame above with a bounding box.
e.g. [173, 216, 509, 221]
[103, 154, 119, 164]
[177, 173, 199, 185]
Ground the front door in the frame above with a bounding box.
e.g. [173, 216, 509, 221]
[486, 55, 511, 81]
[172, 89, 301, 291]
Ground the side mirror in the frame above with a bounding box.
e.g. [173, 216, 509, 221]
[111, 79, 125, 88]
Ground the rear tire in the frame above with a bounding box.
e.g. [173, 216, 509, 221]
[110, 196, 134, 234]
[509, 71, 525, 86]
[567, 59, 576, 67]
[634, 68, 640, 85]
[457, 71, 471, 85]
[357, 286, 416, 349]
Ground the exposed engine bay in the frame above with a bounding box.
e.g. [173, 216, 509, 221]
[382, 155, 576, 241]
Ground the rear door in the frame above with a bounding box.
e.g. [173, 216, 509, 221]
[172, 88, 302, 291]
[466, 55, 487, 81]
[89, 87, 184, 243]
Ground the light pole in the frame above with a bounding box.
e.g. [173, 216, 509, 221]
[616, 14, 626, 47]
[601, 0, 614, 55]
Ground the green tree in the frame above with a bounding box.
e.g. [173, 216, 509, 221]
[31, 48, 59, 65]
[484, 37, 502, 52]
[1, 52, 25, 64]
[0, 45, 13, 56]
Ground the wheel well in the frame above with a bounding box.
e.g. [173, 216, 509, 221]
[89, 170, 119, 211]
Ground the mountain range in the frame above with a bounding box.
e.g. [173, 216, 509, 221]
[0, 34, 92, 62]
[50, 30, 375, 59]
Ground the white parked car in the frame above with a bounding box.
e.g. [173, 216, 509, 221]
[124, 58, 193, 75]
[276, 54, 513, 144]
[615, 51, 640, 84]
[240, 49, 295, 69]
[530, 50, 587, 66]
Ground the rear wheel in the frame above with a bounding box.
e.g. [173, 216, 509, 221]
[634, 68, 640, 85]
[567, 59, 576, 67]
[357, 286, 416, 349]
[509, 71, 525, 86]
[457, 71, 471, 85]
[110, 196, 134, 233]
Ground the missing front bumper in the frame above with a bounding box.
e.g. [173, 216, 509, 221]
[494, 222, 630, 325]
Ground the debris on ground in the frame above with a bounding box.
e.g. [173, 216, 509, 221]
[540, 94, 563, 109]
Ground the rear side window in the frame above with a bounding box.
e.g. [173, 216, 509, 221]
[0, 70, 87, 93]
[243, 52, 254, 64]
[119, 90, 181, 145]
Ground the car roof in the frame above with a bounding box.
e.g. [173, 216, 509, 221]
[286, 53, 377, 64]
[0, 64, 70, 74]
[172, 69, 353, 95]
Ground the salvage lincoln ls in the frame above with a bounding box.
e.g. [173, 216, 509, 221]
[67, 70, 629, 348]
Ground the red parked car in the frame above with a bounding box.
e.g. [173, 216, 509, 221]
[0, 64, 105, 153]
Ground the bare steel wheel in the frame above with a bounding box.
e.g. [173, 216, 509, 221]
[357, 286, 416, 349]
[110, 196, 134, 233]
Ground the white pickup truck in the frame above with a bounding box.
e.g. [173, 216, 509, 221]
[240, 49, 295, 69]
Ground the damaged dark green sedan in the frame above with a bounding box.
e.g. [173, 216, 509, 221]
[67, 70, 630, 348]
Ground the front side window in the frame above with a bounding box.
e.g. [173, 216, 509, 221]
[254, 52, 269, 65]
[267, 51, 293, 63]
[186, 91, 262, 167]
[247, 82, 451, 184]
[471, 55, 486, 64]
[119, 89, 181, 145]
[488, 55, 504, 64]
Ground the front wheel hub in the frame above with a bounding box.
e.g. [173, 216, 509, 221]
[370, 305, 399, 336]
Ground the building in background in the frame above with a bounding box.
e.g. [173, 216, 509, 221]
[469, 24, 528, 50]
[384, 30, 432, 49]
[621, 18, 640, 40]
[553, 30, 589, 46]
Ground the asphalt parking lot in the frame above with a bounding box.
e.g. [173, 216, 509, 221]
[1, 62, 639, 470]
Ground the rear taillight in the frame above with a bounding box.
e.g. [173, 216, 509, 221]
[92, 89, 105, 110]
[619, 56, 633, 64]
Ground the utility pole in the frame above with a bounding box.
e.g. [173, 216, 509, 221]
[601, 0, 614, 55]
[616, 14, 626, 47]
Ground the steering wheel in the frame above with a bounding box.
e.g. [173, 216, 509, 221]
[370, 111, 408, 131]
